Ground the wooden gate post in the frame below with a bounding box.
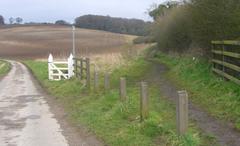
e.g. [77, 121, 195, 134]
[176, 90, 188, 135]
[140, 82, 149, 121]
[104, 73, 110, 91]
[119, 77, 126, 101]
[86, 58, 91, 89]
[94, 65, 99, 91]
[80, 58, 83, 80]
[74, 59, 78, 78]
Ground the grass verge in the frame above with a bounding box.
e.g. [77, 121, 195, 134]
[0, 60, 11, 77]
[153, 51, 240, 130]
[24, 57, 216, 146]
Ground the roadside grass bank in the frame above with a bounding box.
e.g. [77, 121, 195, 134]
[24, 57, 216, 146]
[0, 60, 11, 77]
[152, 51, 240, 130]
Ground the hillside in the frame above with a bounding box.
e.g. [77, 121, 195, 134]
[0, 25, 140, 59]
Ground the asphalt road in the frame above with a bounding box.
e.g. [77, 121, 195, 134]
[0, 61, 69, 146]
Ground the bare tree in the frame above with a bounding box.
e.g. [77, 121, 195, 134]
[9, 17, 14, 24]
[16, 17, 23, 24]
[0, 15, 4, 25]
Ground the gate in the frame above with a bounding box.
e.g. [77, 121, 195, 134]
[48, 54, 74, 81]
[73, 57, 91, 87]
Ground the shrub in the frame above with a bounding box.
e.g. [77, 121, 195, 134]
[149, 0, 240, 55]
[189, 0, 240, 49]
[151, 6, 192, 53]
[133, 36, 155, 44]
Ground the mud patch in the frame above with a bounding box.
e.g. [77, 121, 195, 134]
[1, 118, 26, 130]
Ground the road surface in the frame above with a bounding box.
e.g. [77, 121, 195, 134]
[0, 61, 69, 146]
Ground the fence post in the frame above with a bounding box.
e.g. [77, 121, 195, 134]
[68, 54, 74, 78]
[140, 82, 149, 121]
[48, 54, 53, 80]
[74, 58, 78, 78]
[94, 65, 99, 91]
[104, 72, 110, 91]
[222, 44, 226, 76]
[80, 58, 83, 80]
[176, 90, 188, 135]
[120, 77, 126, 101]
[86, 58, 91, 88]
[212, 43, 215, 70]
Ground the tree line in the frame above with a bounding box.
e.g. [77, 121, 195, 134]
[0, 15, 24, 25]
[0, 14, 150, 36]
[74, 15, 150, 36]
[148, 0, 240, 55]
[0, 15, 69, 25]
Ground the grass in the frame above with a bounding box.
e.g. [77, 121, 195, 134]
[0, 60, 11, 76]
[153, 51, 240, 130]
[24, 57, 217, 146]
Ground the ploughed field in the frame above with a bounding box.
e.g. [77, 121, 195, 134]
[0, 25, 138, 59]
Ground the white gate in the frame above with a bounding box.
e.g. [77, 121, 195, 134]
[48, 54, 74, 81]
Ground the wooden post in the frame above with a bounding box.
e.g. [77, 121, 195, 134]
[140, 82, 149, 121]
[104, 73, 110, 91]
[212, 43, 215, 70]
[176, 90, 188, 135]
[86, 58, 90, 88]
[94, 65, 99, 91]
[74, 59, 78, 78]
[119, 77, 126, 101]
[80, 58, 83, 80]
[222, 44, 226, 79]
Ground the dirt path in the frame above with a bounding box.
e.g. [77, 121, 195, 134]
[0, 61, 103, 146]
[144, 60, 240, 146]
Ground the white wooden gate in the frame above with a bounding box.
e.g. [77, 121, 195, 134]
[48, 54, 74, 81]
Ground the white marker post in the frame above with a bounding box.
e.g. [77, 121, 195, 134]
[68, 53, 74, 78]
[72, 25, 76, 58]
[48, 54, 53, 80]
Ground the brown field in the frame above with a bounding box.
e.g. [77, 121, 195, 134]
[0, 25, 146, 60]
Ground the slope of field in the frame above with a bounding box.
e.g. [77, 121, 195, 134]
[0, 25, 139, 59]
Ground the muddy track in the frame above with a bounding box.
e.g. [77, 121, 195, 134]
[143, 60, 240, 146]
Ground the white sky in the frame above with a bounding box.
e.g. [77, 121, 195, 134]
[0, 0, 166, 23]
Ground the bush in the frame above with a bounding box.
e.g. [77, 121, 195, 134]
[189, 0, 240, 49]
[151, 6, 192, 53]
[133, 36, 155, 44]
[55, 20, 70, 26]
[149, 0, 240, 54]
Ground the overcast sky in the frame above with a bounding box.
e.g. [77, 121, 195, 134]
[0, 0, 166, 23]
